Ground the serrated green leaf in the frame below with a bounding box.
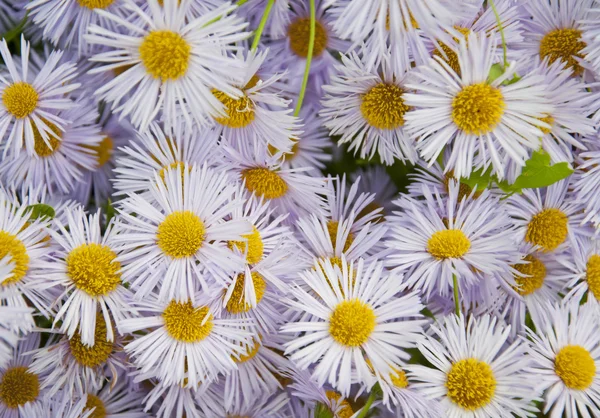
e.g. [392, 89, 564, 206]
[26, 204, 55, 221]
[487, 63, 505, 83]
[314, 402, 334, 418]
[460, 167, 494, 191]
[510, 149, 573, 191]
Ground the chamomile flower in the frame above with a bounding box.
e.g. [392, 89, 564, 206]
[0, 37, 79, 156]
[386, 182, 517, 300]
[222, 142, 328, 222]
[0, 99, 102, 196]
[527, 301, 600, 418]
[404, 32, 554, 180]
[282, 257, 426, 397]
[0, 334, 47, 418]
[86, 0, 249, 130]
[519, 0, 594, 76]
[112, 121, 215, 198]
[37, 206, 130, 346]
[321, 52, 416, 165]
[117, 292, 254, 387]
[115, 164, 249, 301]
[506, 178, 592, 254]
[29, 317, 126, 397]
[26, 0, 129, 56]
[408, 314, 537, 418]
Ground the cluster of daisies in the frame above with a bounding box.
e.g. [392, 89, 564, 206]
[3, 0, 600, 417]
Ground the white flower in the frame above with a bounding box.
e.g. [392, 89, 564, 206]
[0, 285, 32, 369]
[561, 237, 600, 311]
[282, 257, 426, 397]
[85, 0, 249, 130]
[408, 314, 538, 418]
[572, 139, 600, 230]
[527, 301, 600, 418]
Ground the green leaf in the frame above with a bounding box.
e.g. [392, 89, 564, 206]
[487, 63, 505, 83]
[2, 13, 27, 44]
[26, 204, 55, 221]
[104, 199, 116, 226]
[460, 167, 494, 191]
[509, 149, 573, 191]
[501, 73, 521, 85]
[314, 402, 334, 418]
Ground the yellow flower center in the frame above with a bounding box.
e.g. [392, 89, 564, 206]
[432, 26, 471, 76]
[84, 394, 107, 418]
[86, 136, 113, 168]
[33, 119, 62, 157]
[525, 208, 568, 252]
[540, 28, 587, 76]
[77, 0, 114, 8]
[69, 316, 114, 368]
[587, 255, 600, 301]
[538, 114, 554, 135]
[512, 254, 546, 296]
[360, 83, 410, 130]
[228, 226, 264, 264]
[139, 30, 191, 81]
[554, 345, 596, 390]
[235, 337, 261, 363]
[267, 141, 300, 160]
[163, 301, 213, 343]
[0, 366, 40, 409]
[329, 299, 376, 347]
[446, 358, 496, 411]
[212, 90, 255, 128]
[288, 17, 328, 58]
[2, 82, 38, 119]
[451, 83, 505, 135]
[225, 272, 267, 314]
[158, 161, 189, 185]
[391, 368, 409, 389]
[0, 231, 29, 286]
[241, 167, 288, 199]
[66, 243, 121, 297]
[325, 391, 354, 418]
[157, 211, 205, 258]
[326, 220, 354, 252]
[427, 229, 471, 259]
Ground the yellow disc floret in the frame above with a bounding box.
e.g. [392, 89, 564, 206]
[226, 272, 267, 314]
[554, 345, 596, 390]
[69, 316, 114, 367]
[84, 394, 107, 418]
[446, 358, 496, 410]
[242, 167, 288, 199]
[2, 82, 38, 119]
[451, 83, 505, 135]
[212, 90, 255, 128]
[512, 254, 546, 296]
[427, 229, 471, 259]
[157, 211, 205, 258]
[288, 18, 328, 58]
[236, 338, 261, 363]
[326, 220, 354, 252]
[360, 83, 410, 130]
[86, 136, 113, 168]
[228, 226, 264, 264]
[432, 27, 471, 76]
[33, 120, 62, 157]
[0, 231, 29, 286]
[77, 0, 115, 8]
[139, 31, 191, 81]
[0, 366, 40, 409]
[391, 368, 409, 389]
[540, 28, 587, 76]
[329, 299, 376, 347]
[586, 255, 600, 301]
[163, 300, 213, 343]
[325, 391, 354, 418]
[525, 208, 568, 252]
[66, 243, 121, 297]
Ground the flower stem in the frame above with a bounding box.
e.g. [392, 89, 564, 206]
[293, 0, 316, 117]
[356, 386, 378, 418]
[251, 0, 275, 51]
[453, 274, 461, 316]
[488, 0, 507, 69]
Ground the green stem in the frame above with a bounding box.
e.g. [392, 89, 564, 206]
[250, 0, 275, 51]
[453, 274, 460, 316]
[356, 387, 378, 418]
[293, 0, 316, 117]
[203, 0, 249, 28]
[488, 0, 507, 69]
[236, 0, 249, 6]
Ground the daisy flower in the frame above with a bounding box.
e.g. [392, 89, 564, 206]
[143, 380, 202, 418]
[112, 121, 216, 198]
[37, 206, 131, 346]
[282, 257, 426, 397]
[26, 0, 129, 56]
[0, 99, 103, 196]
[321, 52, 417, 165]
[572, 138, 600, 229]
[21, 395, 94, 418]
[222, 142, 328, 223]
[408, 314, 537, 418]
[197, 383, 289, 418]
[404, 32, 553, 180]
[77, 375, 149, 418]
[561, 237, 600, 310]
[581, 0, 600, 75]
[386, 182, 518, 300]
[0, 286, 32, 369]
[85, 0, 249, 130]
[0, 334, 47, 418]
[527, 301, 600, 418]
[519, 0, 594, 76]
[0, 36, 79, 156]
[506, 178, 592, 254]
[117, 291, 254, 387]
